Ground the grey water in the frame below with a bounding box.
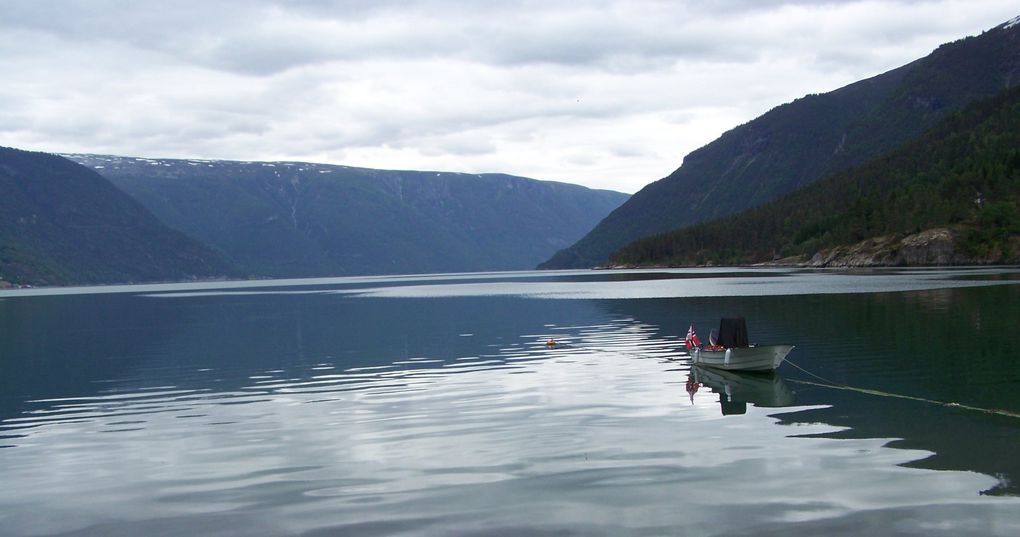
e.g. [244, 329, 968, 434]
[2, 267, 1020, 536]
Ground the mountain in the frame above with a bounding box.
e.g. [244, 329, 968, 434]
[0, 147, 237, 286]
[64, 155, 628, 278]
[540, 17, 1020, 269]
[608, 84, 1020, 267]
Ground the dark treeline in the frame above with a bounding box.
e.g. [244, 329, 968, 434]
[610, 85, 1020, 267]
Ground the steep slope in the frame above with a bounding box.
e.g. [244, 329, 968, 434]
[608, 84, 1020, 267]
[541, 17, 1020, 269]
[0, 147, 237, 286]
[66, 155, 628, 277]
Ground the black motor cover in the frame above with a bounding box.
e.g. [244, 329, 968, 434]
[718, 317, 749, 348]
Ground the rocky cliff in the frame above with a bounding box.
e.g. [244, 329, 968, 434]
[780, 228, 1016, 267]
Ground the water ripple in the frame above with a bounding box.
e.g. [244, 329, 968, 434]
[2, 297, 1018, 536]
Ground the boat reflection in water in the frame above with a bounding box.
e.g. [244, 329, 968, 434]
[688, 365, 796, 415]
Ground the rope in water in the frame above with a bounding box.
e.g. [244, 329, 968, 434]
[783, 358, 1020, 419]
[546, 339, 1020, 419]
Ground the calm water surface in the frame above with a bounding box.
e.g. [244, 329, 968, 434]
[2, 268, 1020, 536]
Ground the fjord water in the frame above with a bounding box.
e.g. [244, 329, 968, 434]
[2, 268, 1019, 536]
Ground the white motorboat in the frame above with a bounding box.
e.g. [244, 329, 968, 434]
[686, 317, 794, 371]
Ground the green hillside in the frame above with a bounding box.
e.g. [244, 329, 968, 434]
[541, 17, 1020, 269]
[608, 85, 1020, 267]
[0, 148, 237, 286]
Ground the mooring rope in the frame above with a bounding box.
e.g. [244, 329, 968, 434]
[546, 340, 1020, 420]
[784, 358, 1020, 420]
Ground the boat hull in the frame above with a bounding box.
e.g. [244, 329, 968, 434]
[690, 345, 794, 371]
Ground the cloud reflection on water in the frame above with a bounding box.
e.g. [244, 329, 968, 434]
[2, 268, 1020, 535]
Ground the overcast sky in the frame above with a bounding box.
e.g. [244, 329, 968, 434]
[1, 1, 1017, 193]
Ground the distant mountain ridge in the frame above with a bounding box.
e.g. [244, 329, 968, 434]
[540, 16, 1020, 269]
[66, 154, 628, 278]
[0, 147, 237, 286]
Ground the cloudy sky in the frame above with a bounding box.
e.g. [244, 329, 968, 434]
[1, 1, 1017, 193]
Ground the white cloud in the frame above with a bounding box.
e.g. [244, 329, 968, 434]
[0, 0, 1017, 193]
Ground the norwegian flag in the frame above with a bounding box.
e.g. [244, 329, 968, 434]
[685, 324, 701, 351]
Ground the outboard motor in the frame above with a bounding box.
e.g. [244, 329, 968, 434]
[718, 317, 749, 348]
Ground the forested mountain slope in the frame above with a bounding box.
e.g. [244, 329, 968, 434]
[541, 17, 1020, 269]
[0, 148, 237, 286]
[609, 85, 1020, 267]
